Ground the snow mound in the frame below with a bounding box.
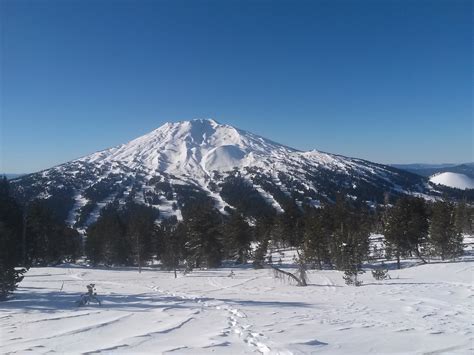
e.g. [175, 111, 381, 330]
[429, 172, 474, 190]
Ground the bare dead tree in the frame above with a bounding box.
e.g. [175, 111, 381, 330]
[267, 263, 307, 286]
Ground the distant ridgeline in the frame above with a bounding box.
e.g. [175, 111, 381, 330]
[2, 174, 25, 180]
[10, 119, 473, 227]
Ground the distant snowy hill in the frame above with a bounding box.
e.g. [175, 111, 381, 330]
[392, 163, 474, 178]
[429, 172, 474, 190]
[11, 119, 461, 226]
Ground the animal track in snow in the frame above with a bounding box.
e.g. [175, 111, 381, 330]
[148, 284, 272, 354]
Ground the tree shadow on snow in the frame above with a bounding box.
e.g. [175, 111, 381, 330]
[362, 281, 439, 287]
[0, 289, 191, 313]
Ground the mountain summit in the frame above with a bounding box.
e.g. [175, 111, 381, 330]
[80, 118, 296, 177]
[12, 119, 452, 227]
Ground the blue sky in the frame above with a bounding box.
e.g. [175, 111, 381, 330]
[1, 0, 472, 173]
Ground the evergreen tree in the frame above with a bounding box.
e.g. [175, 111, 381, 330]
[184, 202, 223, 268]
[454, 201, 472, 235]
[223, 212, 252, 264]
[0, 177, 27, 300]
[123, 203, 157, 272]
[252, 215, 273, 268]
[429, 201, 463, 260]
[86, 202, 157, 269]
[158, 217, 187, 277]
[319, 196, 370, 282]
[384, 196, 429, 268]
[85, 220, 106, 266]
[340, 228, 369, 286]
[25, 200, 81, 265]
[25, 201, 56, 265]
[274, 200, 303, 247]
[85, 204, 128, 266]
[302, 208, 330, 269]
[62, 227, 82, 263]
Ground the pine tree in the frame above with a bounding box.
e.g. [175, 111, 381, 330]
[0, 177, 27, 300]
[302, 208, 330, 269]
[85, 220, 106, 266]
[184, 202, 223, 268]
[319, 196, 370, 284]
[384, 197, 429, 268]
[158, 217, 186, 277]
[274, 200, 303, 247]
[85, 203, 128, 266]
[252, 215, 273, 268]
[25, 201, 55, 265]
[429, 201, 463, 260]
[23, 200, 81, 266]
[223, 212, 252, 264]
[124, 203, 157, 272]
[340, 229, 369, 286]
[454, 201, 472, 235]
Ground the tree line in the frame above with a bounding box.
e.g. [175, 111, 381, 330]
[0, 177, 82, 299]
[82, 193, 472, 286]
[1, 173, 473, 299]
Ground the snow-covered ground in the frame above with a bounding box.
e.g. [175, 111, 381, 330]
[1, 259, 473, 354]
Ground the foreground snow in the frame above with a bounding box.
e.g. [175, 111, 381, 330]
[1, 261, 473, 354]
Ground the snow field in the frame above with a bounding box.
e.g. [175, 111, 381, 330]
[1, 258, 472, 354]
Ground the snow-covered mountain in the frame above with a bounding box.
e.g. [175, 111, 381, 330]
[429, 172, 474, 190]
[11, 119, 453, 226]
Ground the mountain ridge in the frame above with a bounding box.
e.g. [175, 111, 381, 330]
[11, 119, 468, 227]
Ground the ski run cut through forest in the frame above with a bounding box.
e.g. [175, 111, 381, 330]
[1, 239, 473, 355]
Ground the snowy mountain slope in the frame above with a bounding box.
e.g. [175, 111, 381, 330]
[11, 119, 452, 226]
[429, 172, 474, 190]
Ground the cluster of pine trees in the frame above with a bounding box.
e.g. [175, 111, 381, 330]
[383, 197, 467, 267]
[85, 202, 158, 272]
[0, 177, 81, 299]
[84, 193, 472, 287]
[84, 199, 253, 275]
[2, 171, 473, 297]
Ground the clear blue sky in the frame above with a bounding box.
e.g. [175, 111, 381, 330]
[1, 0, 472, 173]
